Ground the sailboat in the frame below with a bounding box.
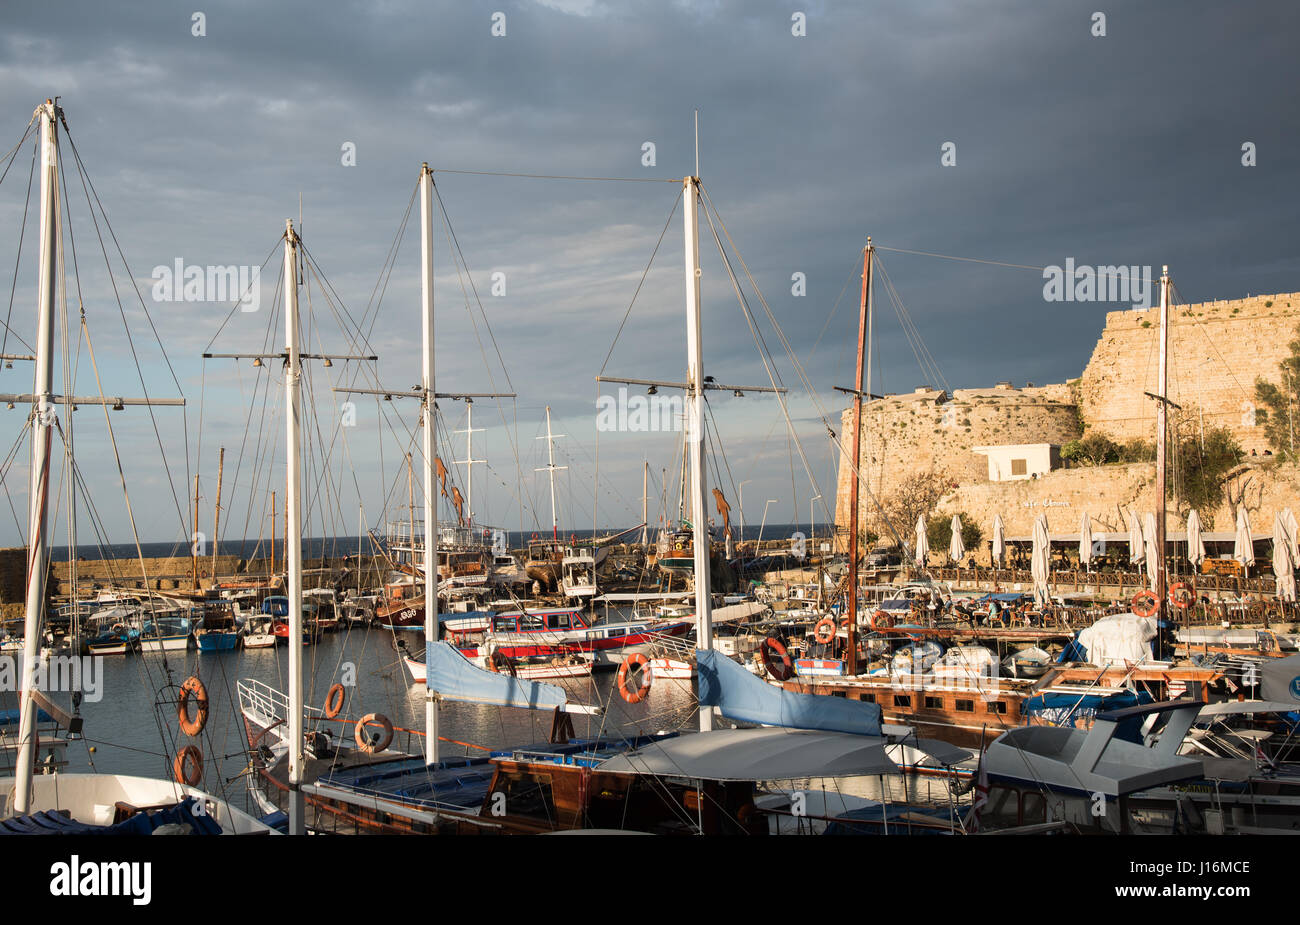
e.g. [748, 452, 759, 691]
[0, 99, 272, 834]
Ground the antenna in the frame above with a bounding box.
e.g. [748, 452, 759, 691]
[694, 109, 699, 178]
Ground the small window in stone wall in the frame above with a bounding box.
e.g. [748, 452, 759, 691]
[1011, 459, 1027, 476]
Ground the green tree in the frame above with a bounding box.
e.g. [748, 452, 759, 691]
[1061, 432, 1118, 466]
[1254, 322, 1300, 459]
[1174, 426, 1243, 515]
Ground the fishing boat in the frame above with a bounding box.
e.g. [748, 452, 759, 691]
[561, 545, 601, 600]
[404, 647, 594, 682]
[139, 614, 193, 653]
[242, 615, 277, 649]
[195, 602, 240, 652]
[455, 607, 690, 667]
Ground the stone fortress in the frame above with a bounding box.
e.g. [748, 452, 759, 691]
[834, 291, 1300, 548]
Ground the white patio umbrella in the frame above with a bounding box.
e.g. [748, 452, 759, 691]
[1127, 508, 1145, 572]
[1234, 506, 1255, 576]
[1186, 509, 1206, 571]
[1142, 512, 1160, 592]
[991, 514, 1006, 569]
[1273, 513, 1297, 603]
[1078, 512, 1094, 569]
[1283, 508, 1300, 563]
[1031, 514, 1051, 606]
[949, 514, 965, 564]
[914, 513, 929, 569]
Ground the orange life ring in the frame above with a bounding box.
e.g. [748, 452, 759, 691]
[870, 610, 894, 631]
[812, 618, 837, 645]
[570, 533, 578, 545]
[760, 637, 795, 681]
[1131, 590, 1159, 618]
[354, 713, 394, 754]
[177, 676, 209, 736]
[323, 683, 346, 719]
[173, 745, 203, 785]
[531, 532, 541, 543]
[1168, 582, 1194, 610]
[617, 653, 652, 704]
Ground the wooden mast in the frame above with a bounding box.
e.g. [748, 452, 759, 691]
[191, 474, 200, 590]
[270, 490, 276, 579]
[211, 446, 224, 583]
[845, 238, 873, 677]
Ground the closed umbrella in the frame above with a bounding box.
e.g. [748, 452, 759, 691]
[1079, 512, 1094, 569]
[1234, 506, 1255, 577]
[949, 514, 965, 565]
[992, 514, 1005, 569]
[1284, 508, 1300, 563]
[1127, 508, 1145, 574]
[914, 514, 929, 569]
[1142, 512, 1160, 592]
[1273, 513, 1297, 603]
[1186, 509, 1206, 571]
[1031, 514, 1051, 606]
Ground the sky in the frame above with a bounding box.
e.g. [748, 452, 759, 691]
[0, 0, 1296, 550]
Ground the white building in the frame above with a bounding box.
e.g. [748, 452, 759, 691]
[971, 443, 1060, 482]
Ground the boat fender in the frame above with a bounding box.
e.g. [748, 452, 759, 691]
[617, 653, 652, 704]
[354, 713, 394, 754]
[1168, 582, 1194, 610]
[812, 618, 837, 645]
[760, 637, 795, 681]
[173, 745, 203, 785]
[323, 683, 346, 719]
[177, 676, 210, 736]
[1131, 590, 1159, 618]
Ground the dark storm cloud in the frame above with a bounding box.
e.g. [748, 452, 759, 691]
[0, 0, 1296, 538]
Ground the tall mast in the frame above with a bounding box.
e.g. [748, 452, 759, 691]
[1154, 265, 1171, 646]
[191, 474, 200, 590]
[845, 239, 872, 677]
[211, 445, 224, 582]
[420, 163, 439, 765]
[641, 460, 649, 548]
[683, 174, 714, 732]
[13, 99, 60, 814]
[454, 399, 484, 525]
[270, 490, 276, 578]
[535, 406, 565, 542]
[283, 218, 306, 835]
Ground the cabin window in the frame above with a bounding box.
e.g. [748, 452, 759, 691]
[986, 701, 1007, 714]
[893, 695, 911, 708]
[495, 618, 517, 632]
[1011, 458, 1027, 476]
[923, 696, 943, 710]
[955, 699, 975, 713]
[545, 613, 571, 630]
[862, 694, 876, 703]
[831, 691, 847, 699]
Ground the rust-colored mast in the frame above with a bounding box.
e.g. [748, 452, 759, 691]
[845, 238, 873, 676]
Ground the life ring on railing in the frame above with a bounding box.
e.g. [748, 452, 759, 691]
[1168, 582, 1194, 610]
[354, 713, 394, 754]
[812, 618, 837, 645]
[173, 745, 203, 785]
[869, 610, 894, 631]
[617, 653, 653, 704]
[177, 676, 209, 736]
[570, 533, 578, 545]
[531, 532, 541, 543]
[760, 637, 795, 681]
[323, 683, 346, 719]
[1131, 590, 1160, 618]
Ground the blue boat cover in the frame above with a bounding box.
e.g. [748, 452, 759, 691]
[424, 642, 567, 711]
[0, 797, 222, 835]
[0, 708, 53, 727]
[976, 593, 1029, 603]
[696, 648, 881, 736]
[876, 599, 913, 611]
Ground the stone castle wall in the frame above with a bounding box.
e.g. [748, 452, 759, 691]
[835, 289, 1300, 545]
[1079, 292, 1300, 453]
[834, 384, 1082, 532]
